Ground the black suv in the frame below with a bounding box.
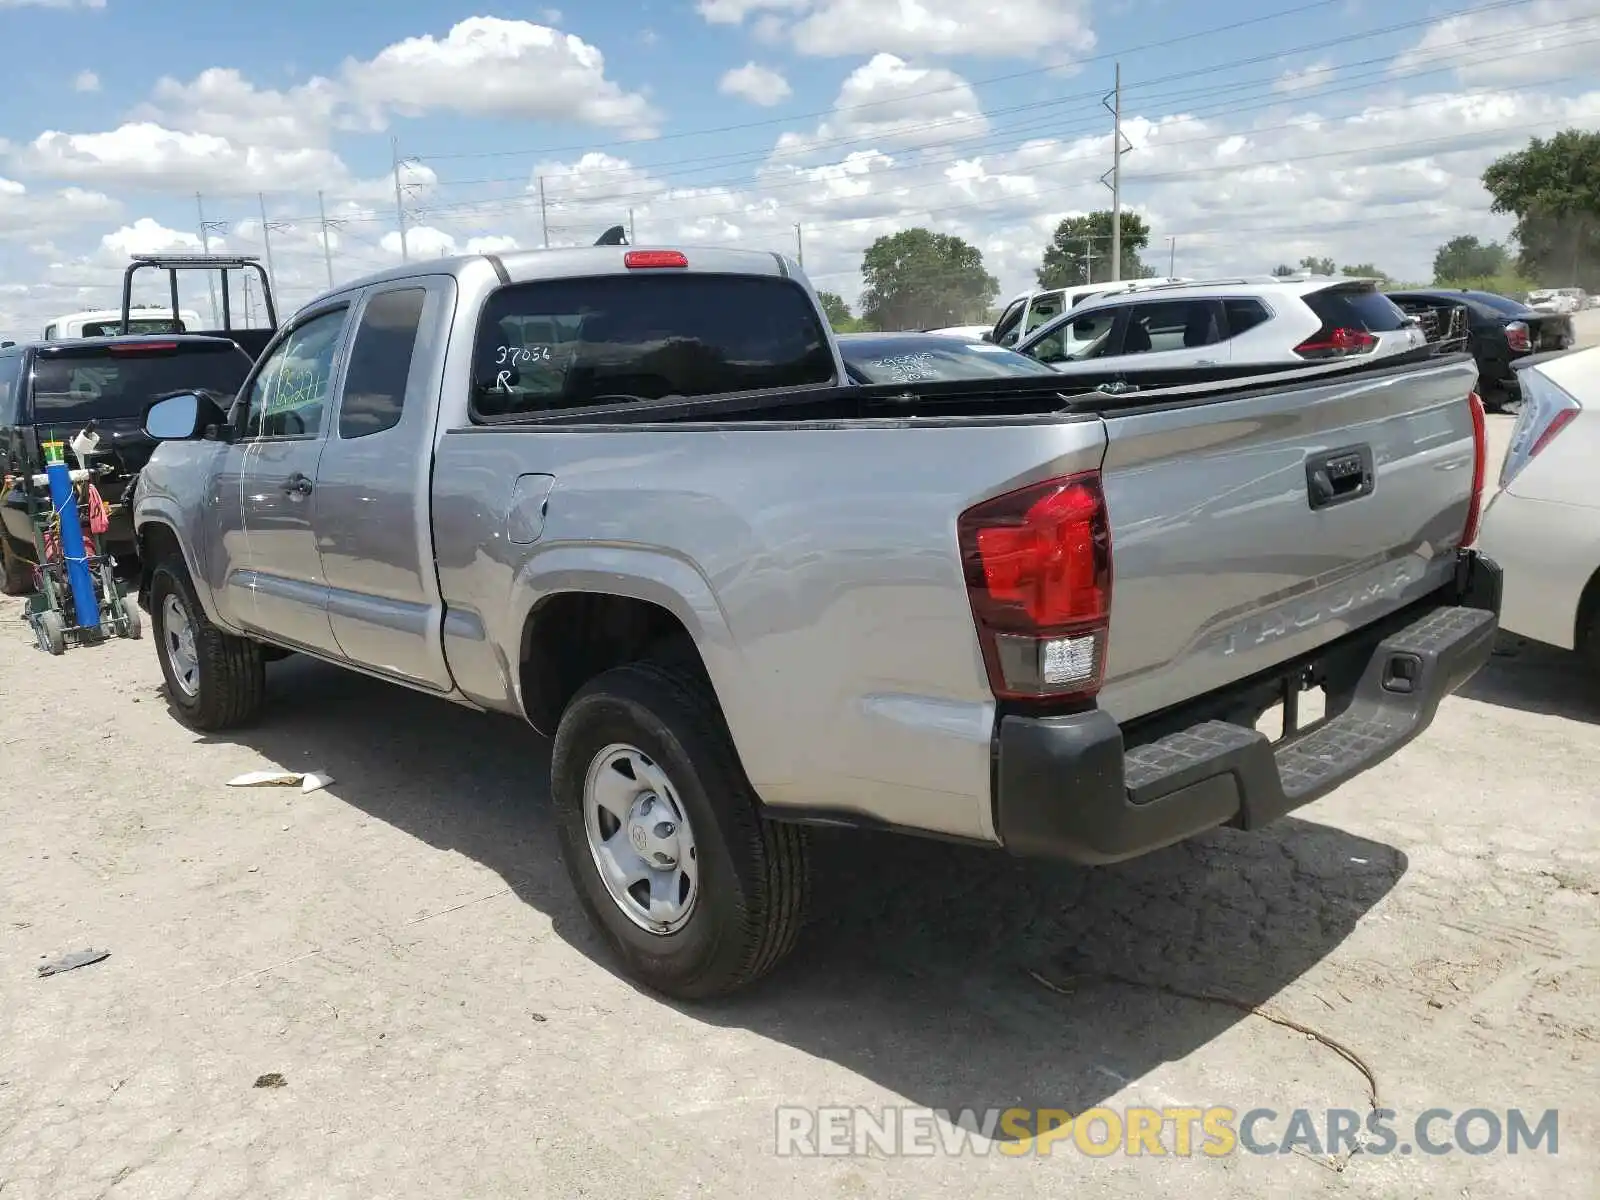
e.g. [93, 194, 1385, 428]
[0, 335, 254, 593]
[1384, 288, 1574, 412]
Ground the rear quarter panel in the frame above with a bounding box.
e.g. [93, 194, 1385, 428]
[430, 417, 1107, 843]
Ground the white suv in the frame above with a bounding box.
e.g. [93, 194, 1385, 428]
[1013, 276, 1426, 375]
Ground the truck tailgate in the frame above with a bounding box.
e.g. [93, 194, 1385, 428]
[1096, 355, 1479, 723]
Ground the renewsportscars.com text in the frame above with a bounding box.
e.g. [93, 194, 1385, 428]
[773, 1105, 1559, 1159]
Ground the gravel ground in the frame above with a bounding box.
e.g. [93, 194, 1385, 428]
[2, 349, 1598, 1198]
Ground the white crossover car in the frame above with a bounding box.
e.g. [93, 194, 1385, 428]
[1475, 345, 1600, 667]
[1013, 276, 1427, 376]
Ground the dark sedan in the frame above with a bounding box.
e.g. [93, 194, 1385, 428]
[837, 332, 1062, 385]
[1385, 288, 1574, 411]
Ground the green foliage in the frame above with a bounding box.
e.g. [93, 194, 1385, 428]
[1432, 235, 1509, 283]
[1482, 129, 1600, 289]
[1340, 262, 1392, 283]
[1299, 256, 1337, 275]
[1036, 211, 1151, 288]
[859, 228, 999, 330]
[1271, 264, 1297, 277]
[814, 290, 851, 328]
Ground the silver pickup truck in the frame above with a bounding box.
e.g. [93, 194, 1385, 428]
[132, 246, 1501, 998]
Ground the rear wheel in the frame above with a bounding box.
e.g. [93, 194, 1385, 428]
[550, 661, 809, 999]
[150, 560, 264, 730]
[37, 610, 66, 655]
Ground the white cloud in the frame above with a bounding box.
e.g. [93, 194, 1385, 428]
[72, 69, 99, 93]
[100, 216, 209, 259]
[22, 122, 350, 193]
[773, 54, 988, 159]
[719, 62, 792, 107]
[341, 17, 657, 133]
[698, 0, 1096, 59]
[0, 175, 118, 238]
[1275, 61, 1334, 94]
[1392, 0, 1600, 88]
[133, 67, 340, 149]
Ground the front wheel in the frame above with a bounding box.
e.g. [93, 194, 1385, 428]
[149, 560, 265, 730]
[550, 661, 809, 999]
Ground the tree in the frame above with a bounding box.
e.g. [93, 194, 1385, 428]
[1482, 129, 1600, 289]
[1299, 256, 1337, 275]
[1271, 264, 1297, 277]
[815, 290, 853, 329]
[859, 228, 998, 330]
[1340, 262, 1392, 283]
[1036, 210, 1151, 288]
[1432, 235, 1508, 283]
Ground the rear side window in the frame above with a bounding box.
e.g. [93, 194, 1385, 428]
[471, 273, 834, 418]
[28, 343, 253, 425]
[0, 356, 21, 425]
[1121, 299, 1221, 354]
[1223, 299, 1271, 337]
[340, 287, 426, 438]
[1303, 287, 1408, 333]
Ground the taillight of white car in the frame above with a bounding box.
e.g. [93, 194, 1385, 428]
[1500, 369, 1580, 490]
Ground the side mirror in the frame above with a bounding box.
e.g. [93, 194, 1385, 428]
[980, 331, 994, 342]
[143, 391, 228, 441]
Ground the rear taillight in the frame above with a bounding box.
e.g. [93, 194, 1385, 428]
[957, 472, 1112, 702]
[1504, 321, 1531, 353]
[1463, 391, 1487, 547]
[1294, 327, 1377, 359]
[623, 250, 687, 269]
[1500, 369, 1581, 490]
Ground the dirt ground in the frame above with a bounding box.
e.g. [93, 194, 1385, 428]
[3, 355, 1598, 1198]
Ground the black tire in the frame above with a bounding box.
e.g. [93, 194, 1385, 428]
[38, 610, 65, 655]
[550, 661, 809, 999]
[1, 536, 31, 597]
[149, 559, 265, 730]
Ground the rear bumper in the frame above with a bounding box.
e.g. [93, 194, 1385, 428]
[993, 551, 1501, 864]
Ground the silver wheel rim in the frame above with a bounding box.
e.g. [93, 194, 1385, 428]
[161, 594, 200, 698]
[583, 743, 699, 935]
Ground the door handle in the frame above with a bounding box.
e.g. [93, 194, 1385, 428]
[283, 473, 314, 496]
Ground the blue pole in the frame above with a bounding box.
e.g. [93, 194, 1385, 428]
[45, 458, 100, 632]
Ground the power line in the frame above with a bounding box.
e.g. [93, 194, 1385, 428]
[393, 28, 1594, 229]
[423, 7, 1577, 195]
[393, 61, 1593, 232]
[404, 0, 1536, 164]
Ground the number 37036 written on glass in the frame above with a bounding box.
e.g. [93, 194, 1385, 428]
[495, 345, 552, 365]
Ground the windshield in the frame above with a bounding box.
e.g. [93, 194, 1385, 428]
[29, 343, 253, 424]
[1528, 290, 1555, 302]
[841, 338, 1061, 383]
[471, 273, 835, 418]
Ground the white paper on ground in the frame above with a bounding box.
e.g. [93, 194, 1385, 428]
[227, 769, 335, 793]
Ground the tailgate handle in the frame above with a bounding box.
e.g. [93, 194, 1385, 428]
[1306, 445, 1374, 510]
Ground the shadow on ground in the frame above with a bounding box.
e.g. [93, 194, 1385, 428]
[204, 654, 1407, 1123]
[1460, 635, 1600, 723]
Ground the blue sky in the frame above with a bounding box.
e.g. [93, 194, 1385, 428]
[1, 0, 1596, 336]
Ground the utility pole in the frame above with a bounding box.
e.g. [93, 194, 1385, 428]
[257, 192, 284, 296]
[538, 176, 550, 248]
[391, 136, 410, 261]
[242, 273, 255, 326]
[1100, 62, 1134, 282]
[628, 208, 635, 245]
[795, 222, 804, 267]
[195, 193, 220, 325]
[1168, 235, 1176, 276]
[317, 190, 337, 289]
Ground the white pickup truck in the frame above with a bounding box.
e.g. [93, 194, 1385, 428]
[132, 246, 1501, 998]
